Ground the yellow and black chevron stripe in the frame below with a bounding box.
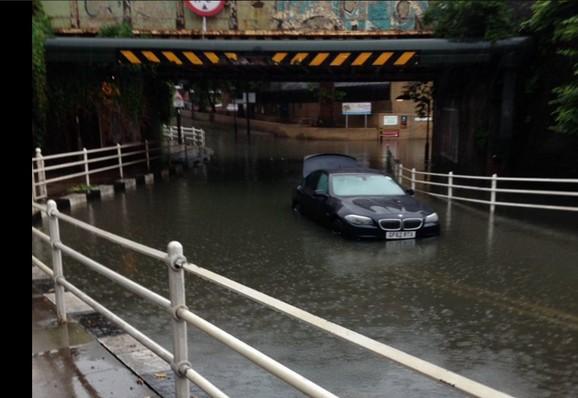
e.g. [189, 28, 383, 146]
[119, 50, 417, 68]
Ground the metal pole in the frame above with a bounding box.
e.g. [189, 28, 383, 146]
[398, 163, 403, 183]
[411, 168, 416, 191]
[245, 92, 251, 138]
[345, 114, 348, 128]
[490, 173, 497, 214]
[167, 241, 191, 398]
[425, 100, 430, 165]
[117, 143, 124, 179]
[448, 171, 453, 200]
[83, 148, 90, 186]
[364, 114, 367, 128]
[145, 139, 150, 171]
[47, 200, 67, 323]
[32, 166, 36, 201]
[177, 109, 183, 145]
[36, 148, 47, 198]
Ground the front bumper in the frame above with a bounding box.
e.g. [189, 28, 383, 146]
[341, 221, 440, 240]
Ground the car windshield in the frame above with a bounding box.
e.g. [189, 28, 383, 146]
[331, 174, 406, 196]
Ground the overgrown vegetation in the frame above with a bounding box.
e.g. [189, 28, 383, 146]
[423, 0, 516, 41]
[423, 0, 578, 136]
[32, 0, 52, 149]
[32, 15, 174, 154]
[522, 1, 578, 135]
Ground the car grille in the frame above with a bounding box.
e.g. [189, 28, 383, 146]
[378, 219, 401, 230]
[402, 218, 423, 230]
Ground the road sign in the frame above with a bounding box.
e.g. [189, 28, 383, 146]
[383, 115, 399, 125]
[173, 91, 185, 108]
[184, 0, 226, 17]
[342, 102, 371, 115]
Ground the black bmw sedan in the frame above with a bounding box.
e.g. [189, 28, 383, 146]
[292, 154, 440, 239]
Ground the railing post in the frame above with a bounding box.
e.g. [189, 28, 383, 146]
[145, 139, 150, 171]
[116, 143, 124, 179]
[35, 147, 47, 198]
[32, 165, 36, 201]
[47, 200, 67, 323]
[166, 241, 190, 398]
[411, 168, 416, 191]
[490, 173, 497, 214]
[448, 171, 453, 199]
[398, 163, 403, 183]
[83, 148, 90, 186]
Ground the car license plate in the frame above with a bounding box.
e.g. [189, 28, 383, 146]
[386, 231, 416, 240]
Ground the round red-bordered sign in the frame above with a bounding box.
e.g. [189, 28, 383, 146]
[184, 0, 226, 17]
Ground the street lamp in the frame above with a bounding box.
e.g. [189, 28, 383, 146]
[396, 94, 431, 165]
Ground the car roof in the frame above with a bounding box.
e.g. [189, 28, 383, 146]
[323, 167, 390, 175]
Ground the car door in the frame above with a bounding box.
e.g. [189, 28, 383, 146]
[311, 172, 333, 224]
[301, 171, 321, 216]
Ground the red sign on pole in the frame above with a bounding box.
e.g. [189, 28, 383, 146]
[184, 0, 226, 17]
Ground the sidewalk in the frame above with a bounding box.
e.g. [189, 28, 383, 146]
[32, 283, 160, 398]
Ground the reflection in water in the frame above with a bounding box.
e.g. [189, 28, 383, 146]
[32, 126, 578, 398]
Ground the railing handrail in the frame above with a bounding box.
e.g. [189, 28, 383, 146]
[32, 141, 157, 162]
[399, 165, 578, 183]
[31, 140, 163, 201]
[393, 162, 578, 213]
[32, 200, 513, 398]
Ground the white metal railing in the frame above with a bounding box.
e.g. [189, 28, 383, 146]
[32, 141, 162, 201]
[32, 199, 513, 398]
[393, 162, 578, 213]
[163, 125, 206, 148]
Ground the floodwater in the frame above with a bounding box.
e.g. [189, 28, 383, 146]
[32, 126, 578, 398]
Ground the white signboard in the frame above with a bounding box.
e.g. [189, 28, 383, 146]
[173, 91, 185, 108]
[383, 115, 399, 125]
[342, 102, 371, 115]
[235, 92, 256, 104]
[226, 103, 239, 111]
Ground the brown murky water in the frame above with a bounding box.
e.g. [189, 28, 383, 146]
[33, 127, 578, 397]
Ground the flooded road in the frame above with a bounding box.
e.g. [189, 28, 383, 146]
[33, 126, 578, 397]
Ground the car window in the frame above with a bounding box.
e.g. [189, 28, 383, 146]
[331, 174, 406, 196]
[305, 171, 320, 190]
[316, 173, 329, 193]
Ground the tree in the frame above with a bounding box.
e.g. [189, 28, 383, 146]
[423, 0, 517, 41]
[523, 1, 578, 135]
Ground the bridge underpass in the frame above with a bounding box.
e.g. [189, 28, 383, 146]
[45, 36, 531, 174]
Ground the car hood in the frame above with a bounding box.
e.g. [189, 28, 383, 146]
[338, 195, 432, 218]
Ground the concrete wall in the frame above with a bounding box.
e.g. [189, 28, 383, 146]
[42, 0, 429, 33]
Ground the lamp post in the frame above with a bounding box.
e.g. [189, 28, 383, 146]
[396, 94, 431, 166]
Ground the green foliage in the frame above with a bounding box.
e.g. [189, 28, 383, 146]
[401, 82, 433, 118]
[423, 0, 516, 41]
[32, 0, 53, 148]
[523, 0, 578, 134]
[97, 22, 133, 38]
[68, 184, 97, 194]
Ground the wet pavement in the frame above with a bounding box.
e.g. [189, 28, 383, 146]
[32, 293, 159, 398]
[32, 124, 578, 397]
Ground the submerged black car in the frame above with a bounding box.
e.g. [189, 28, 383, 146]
[292, 154, 440, 239]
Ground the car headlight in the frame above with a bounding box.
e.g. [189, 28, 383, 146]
[425, 212, 439, 223]
[344, 214, 374, 226]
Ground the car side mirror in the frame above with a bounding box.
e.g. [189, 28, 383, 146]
[314, 190, 328, 198]
[405, 188, 415, 196]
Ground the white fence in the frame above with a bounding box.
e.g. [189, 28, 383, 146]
[163, 125, 205, 147]
[32, 141, 162, 201]
[32, 199, 513, 398]
[394, 163, 578, 213]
